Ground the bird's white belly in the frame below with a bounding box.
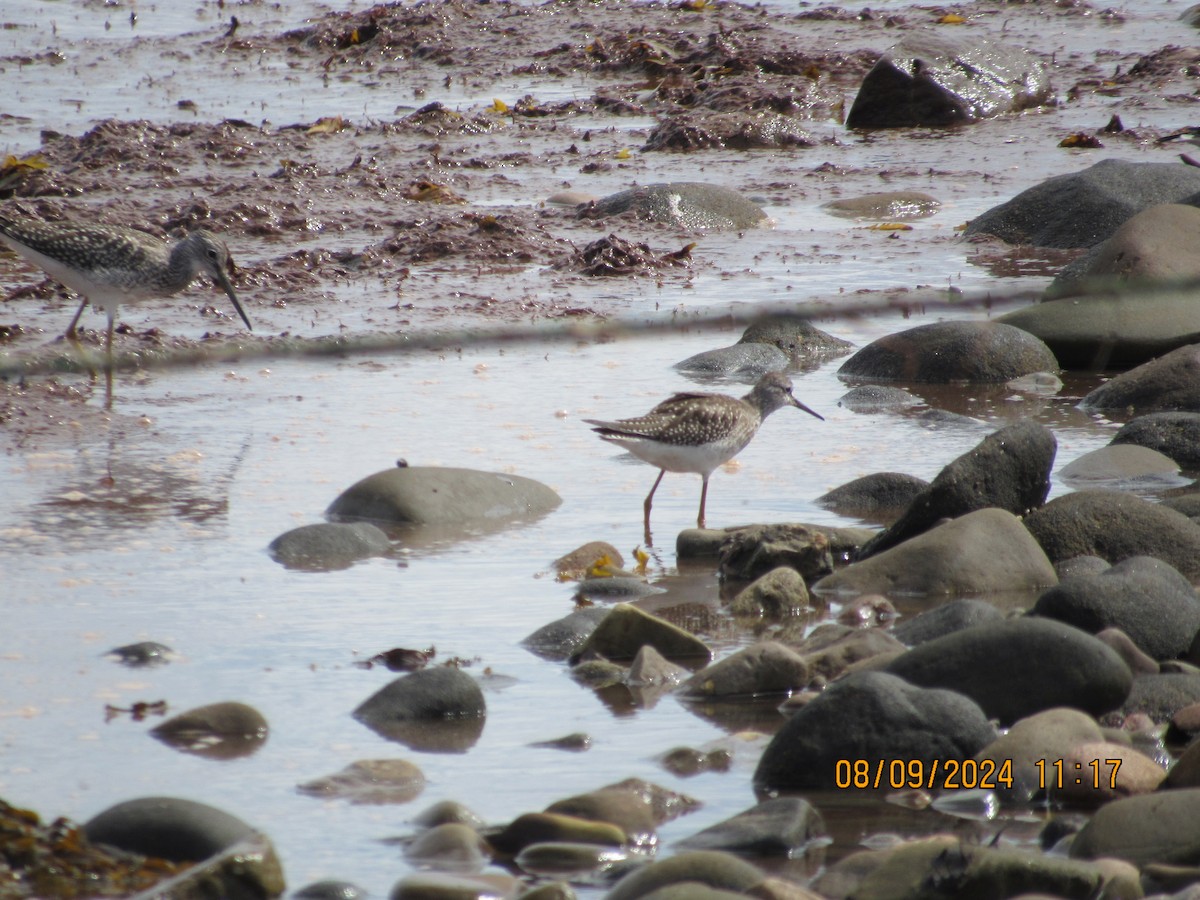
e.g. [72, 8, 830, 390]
[607, 436, 744, 476]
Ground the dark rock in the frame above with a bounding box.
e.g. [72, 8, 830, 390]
[892, 598, 1005, 647]
[132, 832, 285, 899]
[513, 841, 628, 879]
[1055, 555, 1112, 580]
[674, 343, 788, 379]
[1113, 412, 1200, 470]
[838, 384, 924, 411]
[1081, 343, 1200, 413]
[847, 31, 1051, 127]
[822, 191, 941, 220]
[1023, 489, 1200, 579]
[678, 797, 824, 855]
[1120, 672, 1200, 723]
[105, 641, 174, 667]
[569, 603, 711, 664]
[604, 850, 766, 900]
[792, 626, 907, 684]
[326, 465, 560, 525]
[1057, 444, 1183, 491]
[487, 812, 626, 856]
[814, 508, 1058, 597]
[856, 421, 1055, 559]
[577, 182, 768, 231]
[815, 472, 930, 525]
[737, 315, 854, 362]
[716, 523, 834, 583]
[84, 796, 257, 863]
[404, 822, 489, 871]
[353, 667, 486, 750]
[884, 617, 1133, 725]
[753, 671, 994, 791]
[296, 759, 426, 805]
[643, 111, 815, 152]
[293, 879, 367, 900]
[412, 800, 484, 830]
[679, 641, 810, 699]
[1031, 556, 1200, 660]
[729, 567, 811, 617]
[965, 158, 1200, 248]
[627, 645, 689, 687]
[268, 521, 390, 569]
[838, 321, 1058, 384]
[521, 607, 609, 661]
[1071, 788, 1200, 866]
[389, 872, 518, 899]
[149, 701, 269, 760]
[545, 780, 699, 849]
[1002, 284, 1200, 371]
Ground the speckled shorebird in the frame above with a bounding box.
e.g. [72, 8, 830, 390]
[586, 372, 824, 535]
[0, 209, 251, 404]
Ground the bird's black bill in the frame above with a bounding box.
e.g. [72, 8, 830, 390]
[794, 398, 824, 421]
[214, 266, 253, 331]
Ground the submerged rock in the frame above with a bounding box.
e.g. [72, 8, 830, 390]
[268, 521, 391, 569]
[576, 182, 769, 231]
[1079, 343, 1200, 413]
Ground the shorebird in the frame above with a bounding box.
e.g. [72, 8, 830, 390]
[586, 371, 823, 538]
[0, 209, 252, 405]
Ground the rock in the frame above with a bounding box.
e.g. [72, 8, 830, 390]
[1023, 490, 1200, 579]
[753, 671, 994, 791]
[149, 701, 269, 760]
[716, 524, 834, 583]
[577, 182, 769, 231]
[326, 465, 560, 525]
[521, 607, 609, 661]
[822, 191, 941, 220]
[792, 626, 907, 684]
[729, 567, 812, 616]
[404, 822, 490, 872]
[1071, 788, 1200, 866]
[838, 384, 924, 412]
[884, 617, 1133, 725]
[1097, 627, 1161, 675]
[838, 321, 1058, 384]
[965, 158, 1200, 248]
[296, 759, 426, 805]
[268, 521, 391, 569]
[814, 508, 1058, 597]
[130, 832, 286, 899]
[738, 315, 854, 362]
[569, 603, 711, 664]
[353, 667, 486, 750]
[892, 598, 1006, 647]
[627, 645, 689, 687]
[679, 641, 810, 699]
[1003, 289, 1200, 374]
[1112, 412, 1200, 470]
[545, 780, 699, 849]
[855, 421, 1056, 559]
[413, 800, 485, 830]
[659, 747, 732, 778]
[83, 796, 258, 863]
[553, 542, 624, 579]
[976, 708, 1163, 804]
[815, 473, 930, 525]
[487, 812, 626, 855]
[674, 343, 789, 379]
[1057, 444, 1184, 490]
[104, 640, 175, 667]
[642, 111, 815, 152]
[389, 872, 519, 900]
[1080, 343, 1200, 412]
[846, 31, 1051, 127]
[1120, 672, 1200, 723]
[677, 797, 825, 855]
[1163, 737, 1200, 788]
[604, 850, 767, 900]
[675, 528, 730, 560]
[1051, 203, 1200, 294]
[513, 841, 627, 878]
[1055, 555, 1112, 580]
[293, 880, 367, 900]
[1030, 556, 1200, 660]
[852, 836, 1136, 899]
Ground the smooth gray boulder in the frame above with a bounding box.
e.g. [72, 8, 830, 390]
[892, 598, 1005, 647]
[677, 797, 825, 855]
[884, 617, 1133, 725]
[815, 508, 1058, 597]
[674, 342, 788, 379]
[1112, 411, 1200, 469]
[268, 521, 391, 569]
[1023, 489, 1200, 579]
[84, 797, 258, 863]
[1071, 789, 1200, 866]
[998, 283, 1200, 371]
[838, 320, 1058, 384]
[1050, 203, 1200, 292]
[753, 671, 994, 791]
[1031, 556, 1200, 660]
[846, 31, 1051, 127]
[576, 182, 769, 231]
[326, 465, 561, 525]
[1057, 444, 1183, 490]
[815, 472, 929, 525]
[1080, 342, 1200, 412]
[856, 420, 1055, 559]
[679, 641, 810, 699]
[965, 158, 1200, 248]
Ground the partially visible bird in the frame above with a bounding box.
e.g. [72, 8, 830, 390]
[0, 209, 252, 404]
[585, 371, 824, 538]
[1157, 127, 1200, 148]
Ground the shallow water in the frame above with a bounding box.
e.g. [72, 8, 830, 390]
[0, 0, 1193, 895]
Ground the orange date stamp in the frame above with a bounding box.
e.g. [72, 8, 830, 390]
[835, 758, 1014, 790]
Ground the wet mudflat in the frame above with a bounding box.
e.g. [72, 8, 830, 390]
[0, 0, 1197, 896]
